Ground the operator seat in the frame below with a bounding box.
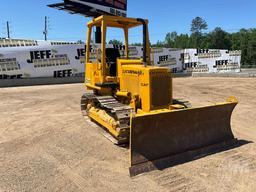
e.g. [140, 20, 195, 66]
[106, 48, 120, 76]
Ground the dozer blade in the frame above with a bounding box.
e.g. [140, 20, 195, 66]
[130, 97, 238, 176]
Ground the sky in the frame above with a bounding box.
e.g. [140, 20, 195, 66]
[0, 0, 256, 43]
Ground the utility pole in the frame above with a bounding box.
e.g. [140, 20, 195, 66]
[7, 21, 10, 39]
[43, 16, 48, 41]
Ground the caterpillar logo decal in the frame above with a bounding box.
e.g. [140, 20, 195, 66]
[123, 70, 144, 76]
[141, 83, 149, 87]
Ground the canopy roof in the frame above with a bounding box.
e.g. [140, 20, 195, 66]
[88, 15, 148, 29]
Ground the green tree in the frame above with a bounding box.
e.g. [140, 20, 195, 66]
[248, 29, 256, 66]
[190, 17, 208, 48]
[191, 17, 208, 34]
[165, 32, 177, 47]
[108, 39, 123, 45]
[199, 35, 210, 49]
[174, 34, 190, 48]
[230, 32, 241, 50]
[130, 42, 142, 46]
[237, 29, 256, 67]
[190, 32, 208, 48]
[153, 40, 165, 47]
[208, 27, 232, 49]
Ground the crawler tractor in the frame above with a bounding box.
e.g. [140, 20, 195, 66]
[81, 15, 238, 175]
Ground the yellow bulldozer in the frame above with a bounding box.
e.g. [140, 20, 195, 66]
[81, 15, 238, 176]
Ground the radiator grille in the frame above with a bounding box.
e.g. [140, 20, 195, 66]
[150, 74, 171, 109]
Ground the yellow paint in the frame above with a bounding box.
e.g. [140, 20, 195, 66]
[84, 15, 239, 146]
[88, 107, 119, 138]
[116, 91, 131, 98]
[84, 15, 173, 139]
[135, 98, 238, 117]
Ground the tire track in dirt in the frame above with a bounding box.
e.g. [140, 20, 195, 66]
[150, 170, 206, 192]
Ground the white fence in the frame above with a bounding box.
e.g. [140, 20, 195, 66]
[0, 39, 241, 79]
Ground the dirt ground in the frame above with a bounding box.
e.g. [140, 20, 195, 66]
[0, 77, 256, 192]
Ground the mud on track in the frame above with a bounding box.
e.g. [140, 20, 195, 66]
[0, 77, 256, 192]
